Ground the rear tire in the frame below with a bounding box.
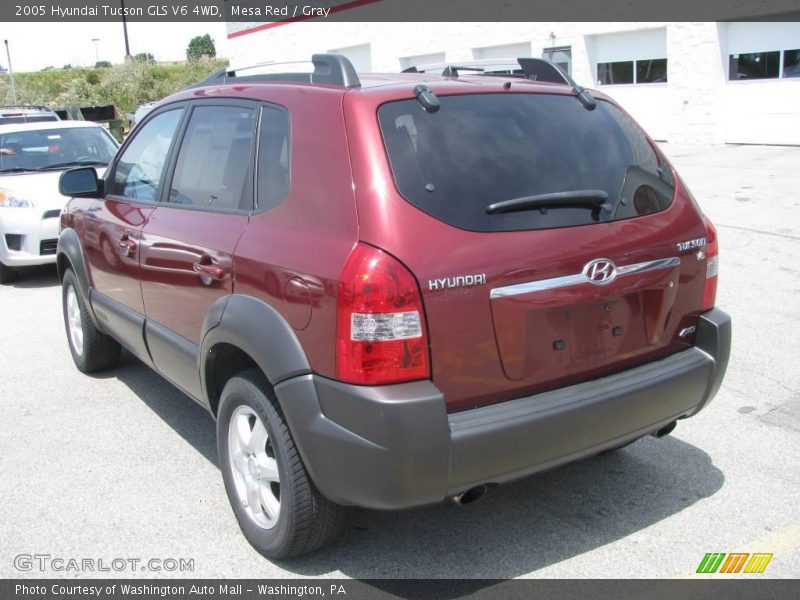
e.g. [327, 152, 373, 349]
[217, 369, 346, 559]
[0, 261, 18, 284]
[61, 269, 121, 372]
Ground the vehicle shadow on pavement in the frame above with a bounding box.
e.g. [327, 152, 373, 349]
[100, 353, 724, 583]
[101, 350, 219, 467]
[285, 436, 724, 582]
[5, 265, 59, 289]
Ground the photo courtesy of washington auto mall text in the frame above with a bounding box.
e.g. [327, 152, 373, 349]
[1, 1, 800, 599]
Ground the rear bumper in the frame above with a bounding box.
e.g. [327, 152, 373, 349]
[277, 308, 731, 510]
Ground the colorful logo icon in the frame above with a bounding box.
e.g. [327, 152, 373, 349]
[696, 552, 773, 574]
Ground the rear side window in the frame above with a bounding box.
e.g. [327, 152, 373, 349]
[167, 106, 256, 210]
[378, 93, 674, 232]
[256, 105, 291, 211]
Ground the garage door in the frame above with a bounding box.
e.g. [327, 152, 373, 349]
[724, 23, 800, 145]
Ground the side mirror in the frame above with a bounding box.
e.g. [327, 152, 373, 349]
[59, 167, 103, 198]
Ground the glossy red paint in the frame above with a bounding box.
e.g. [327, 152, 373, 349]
[342, 78, 710, 411]
[139, 206, 248, 344]
[229, 84, 358, 378]
[81, 197, 153, 314]
[65, 74, 713, 414]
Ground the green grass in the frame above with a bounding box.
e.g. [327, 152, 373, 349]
[0, 59, 228, 117]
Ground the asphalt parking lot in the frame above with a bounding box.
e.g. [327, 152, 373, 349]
[1, 144, 799, 580]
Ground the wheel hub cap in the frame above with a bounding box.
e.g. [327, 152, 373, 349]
[227, 405, 281, 530]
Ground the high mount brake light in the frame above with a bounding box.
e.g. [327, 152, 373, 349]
[336, 244, 430, 385]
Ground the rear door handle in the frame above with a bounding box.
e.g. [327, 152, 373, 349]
[117, 236, 136, 256]
[193, 261, 227, 282]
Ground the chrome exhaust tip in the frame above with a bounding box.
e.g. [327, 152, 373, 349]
[652, 421, 677, 438]
[451, 485, 488, 505]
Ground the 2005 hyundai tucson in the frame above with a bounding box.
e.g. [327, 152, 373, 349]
[56, 55, 731, 558]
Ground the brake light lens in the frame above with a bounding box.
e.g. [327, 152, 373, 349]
[336, 244, 430, 384]
[702, 218, 719, 311]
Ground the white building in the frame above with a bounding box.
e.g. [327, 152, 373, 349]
[225, 21, 800, 145]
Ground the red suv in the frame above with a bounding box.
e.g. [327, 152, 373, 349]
[57, 55, 731, 558]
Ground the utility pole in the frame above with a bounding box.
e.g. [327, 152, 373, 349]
[3, 39, 17, 105]
[120, 0, 131, 59]
[92, 38, 100, 64]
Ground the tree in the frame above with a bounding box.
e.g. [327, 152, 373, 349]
[95, 60, 112, 68]
[133, 53, 154, 63]
[186, 34, 216, 61]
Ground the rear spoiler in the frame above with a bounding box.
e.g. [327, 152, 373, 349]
[403, 57, 597, 111]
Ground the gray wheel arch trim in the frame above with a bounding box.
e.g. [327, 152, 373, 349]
[200, 294, 312, 407]
[57, 228, 98, 326]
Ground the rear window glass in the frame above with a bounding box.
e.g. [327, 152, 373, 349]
[378, 93, 674, 232]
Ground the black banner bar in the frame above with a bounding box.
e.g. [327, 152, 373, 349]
[3, 579, 800, 600]
[3, 0, 800, 23]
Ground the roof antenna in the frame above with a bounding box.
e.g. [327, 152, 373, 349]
[414, 84, 440, 112]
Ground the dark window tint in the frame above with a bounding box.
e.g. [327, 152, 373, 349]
[597, 61, 634, 85]
[783, 49, 800, 78]
[109, 109, 183, 202]
[729, 51, 780, 80]
[378, 94, 674, 232]
[256, 106, 291, 210]
[636, 58, 667, 83]
[168, 106, 256, 210]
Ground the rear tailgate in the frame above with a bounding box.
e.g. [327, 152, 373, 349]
[350, 87, 711, 411]
[416, 191, 708, 411]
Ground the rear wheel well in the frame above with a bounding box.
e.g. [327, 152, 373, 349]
[206, 343, 260, 417]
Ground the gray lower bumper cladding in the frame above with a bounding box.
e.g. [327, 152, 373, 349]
[276, 308, 731, 509]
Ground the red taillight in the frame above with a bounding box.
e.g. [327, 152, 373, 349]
[702, 218, 719, 311]
[336, 243, 430, 385]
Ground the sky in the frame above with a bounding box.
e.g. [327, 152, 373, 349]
[0, 21, 229, 72]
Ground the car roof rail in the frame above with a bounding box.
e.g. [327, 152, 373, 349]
[441, 65, 486, 77]
[187, 53, 361, 89]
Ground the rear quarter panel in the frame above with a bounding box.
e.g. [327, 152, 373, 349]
[232, 85, 358, 378]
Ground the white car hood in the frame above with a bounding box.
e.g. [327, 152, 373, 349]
[0, 167, 106, 211]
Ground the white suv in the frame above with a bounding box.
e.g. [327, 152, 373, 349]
[0, 120, 118, 283]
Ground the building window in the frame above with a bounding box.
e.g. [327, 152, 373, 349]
[636, 58, 667, 83]
[729, 51, 781, 80]
[597, 58, 667, 85]
[597, 61, 633, 85]
[782, 49, 800, 78]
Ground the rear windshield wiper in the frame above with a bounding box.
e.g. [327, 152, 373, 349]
[40, 160, 108, 170]
[486, 190, 609, 215]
